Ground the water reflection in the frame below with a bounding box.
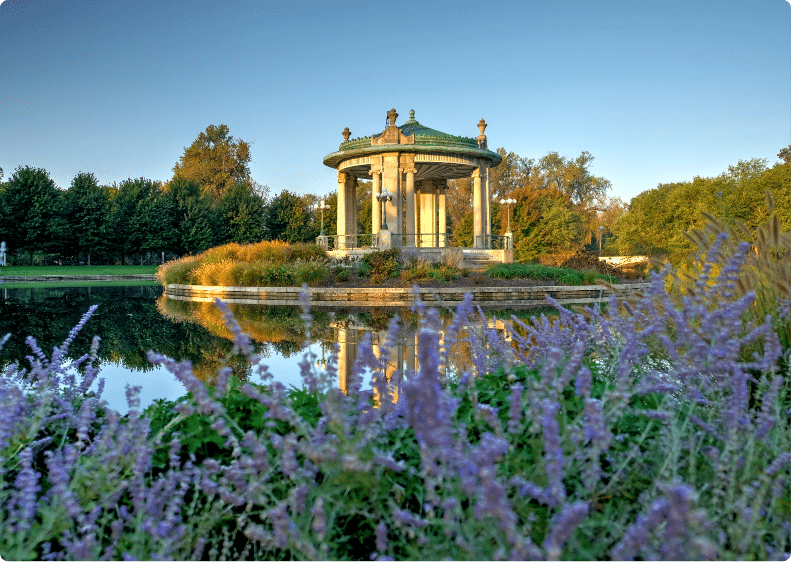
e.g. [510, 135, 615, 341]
[158, 294, 517, 399]
[0, 285, 526, 413]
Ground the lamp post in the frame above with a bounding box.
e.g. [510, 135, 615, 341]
[376, 189, 392, 230]
[499, 198, 516, 232]
[311, 200, 330, 236]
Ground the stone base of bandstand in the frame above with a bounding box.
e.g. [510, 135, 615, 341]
[164, 282, 649, 308]
[326, 246, 512, 268]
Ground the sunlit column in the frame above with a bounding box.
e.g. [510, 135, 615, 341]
[337, 171, 347, 249]
[438, 181, 447, 247]
[472, 168, 483, 248]
[420, 180, 437, 247]
[346, 173, 357, 248]
[405, 168, 416, 246]
[483, 165, 491, 248]
[371, 170, 381, 236]
[382, 155, 399, 232]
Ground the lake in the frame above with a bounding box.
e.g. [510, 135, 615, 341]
[0, 284, 521, 413]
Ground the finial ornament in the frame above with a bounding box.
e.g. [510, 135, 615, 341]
[409, 109, 415, 120]
[477, 118, 488, 149]
[387, 108, 398, 126]
[342, 127, 351, 141]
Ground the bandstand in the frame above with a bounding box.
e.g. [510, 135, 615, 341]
[321, 108, 510, 265]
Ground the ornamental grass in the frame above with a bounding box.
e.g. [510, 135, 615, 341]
[156, 241, 329, 287]
[2, 226, 790, 560]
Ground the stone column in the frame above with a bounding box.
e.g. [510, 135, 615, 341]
[336, 326, 360, 394]
[405, 168, 416, 246]
[396, 171, 403, 242]
[472, 168, 483, 248]
[345, 173, 357, 248]
[382, 154, 400, 232]
[438, 181, 447, 248]
[337, 171, 347, 249]
[419, 180, 437, 247]
[371, 170, 381, 237]
[482, 164, 491, 248]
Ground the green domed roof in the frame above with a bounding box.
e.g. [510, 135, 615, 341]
[397, 109, 452, 138]
[324, 109, 502, 168]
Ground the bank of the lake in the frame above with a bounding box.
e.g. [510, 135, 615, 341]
[0, 265, 158, 286]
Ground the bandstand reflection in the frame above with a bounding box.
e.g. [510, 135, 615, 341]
[158, 294, 518, 397]
[331, 316, 514, 404]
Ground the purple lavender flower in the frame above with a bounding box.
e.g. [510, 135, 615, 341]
[543, 501, 589, 560]
[541, 399, 566, 505]
[375, 521, 388, 553]
[507, 383, 523, 434]
[310, 496, 327, 538]
[10, 446, 41, 533]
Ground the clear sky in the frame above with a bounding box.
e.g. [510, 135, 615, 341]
[1, 0, 789, 204]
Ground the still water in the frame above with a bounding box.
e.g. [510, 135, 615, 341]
[0, 285, 519, 414]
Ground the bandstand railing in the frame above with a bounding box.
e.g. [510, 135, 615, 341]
[318, 233, 512, 251]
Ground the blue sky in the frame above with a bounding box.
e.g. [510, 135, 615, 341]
[1, 0, 788, 204]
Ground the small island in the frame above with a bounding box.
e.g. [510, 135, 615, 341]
[158, 240, 649, 308]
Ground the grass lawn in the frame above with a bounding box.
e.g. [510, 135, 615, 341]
[0, 265, 158, 276]
[0, 280, 159, 289]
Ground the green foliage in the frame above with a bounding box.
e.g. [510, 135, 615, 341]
[63, 172, 110, 265]
[161, 176, 219, 255]
[485, 262, 617, 285]
[672, 193, 791, 356]
[451, 211, 474, 247]
[264, 190, 318, 243]
[0, 166, 66, 264]
[361, 248, 401, 279]
[536, 197, 583, 253]
[108, 178, 165, 264]
[1, 265, 157, 276]
[215, 181, 267, 244]
[172, 124, 252, 199]
[613, 157, 791, 260]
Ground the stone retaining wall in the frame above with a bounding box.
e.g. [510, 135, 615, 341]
[164, 283, 649, 308]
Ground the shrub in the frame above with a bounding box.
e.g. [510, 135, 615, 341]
[362, 248, 401, 279]
[672, 193, 791, 356]
[157, 241, 330, 287]
[486, 263, 617, 285]
[335, 268, 350, 282]
[294, 261, 328, 286]
[284, 243, 327, 263]
[156, 255, 200, 285]
[2, 233, 790, 560]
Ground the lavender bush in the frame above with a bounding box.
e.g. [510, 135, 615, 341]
[1, 238, 789, 560]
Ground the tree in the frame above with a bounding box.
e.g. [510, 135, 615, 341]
[263, 190, 317, 243]
[612, 155, 791, 260]
[537, 197, 583, 253]
[161, 177, 219, 255]
[63, 172, 109, 265]
[0, 166, 66, 264]
[445, 177, 472, 239]
[108, 178, 166, 264]
[172, 124, 252, 199]
[356, 180, 373, 236]
[778, 145, 791, 164]
[490, 148, 533, 200]
[216, 182, 267, 244]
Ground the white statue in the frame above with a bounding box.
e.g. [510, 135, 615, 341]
[0, 241, 6, 266]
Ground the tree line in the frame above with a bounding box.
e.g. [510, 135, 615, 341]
[1, 121, 787, 266]
[612, 149, 791, 260]
[0, 125, 322, 266]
